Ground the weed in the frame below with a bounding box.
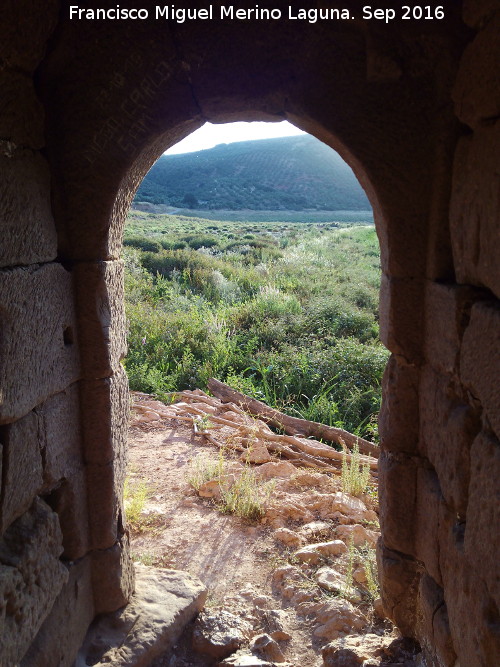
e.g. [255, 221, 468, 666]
[124, 476, 150, 527]
[188, 449, 227, 491]
[219, 467, 274, 522]
[361, 546, 380, 599]
[340, 536, 357, 601]
[341, 442, 370, 497]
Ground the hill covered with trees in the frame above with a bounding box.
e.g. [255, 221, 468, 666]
[134, 135, 370, 211]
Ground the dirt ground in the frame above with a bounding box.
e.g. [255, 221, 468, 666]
[126, 393, 415, 667]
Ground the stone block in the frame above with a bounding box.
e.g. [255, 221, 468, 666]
[439, 524, 500, 667]
[379, 355, 420, 455]
[91, 535, 135, 614]
[20, 557, 94, 667]
[74, 260, 127, 379]
[460, 301, 500, 438]
[453, 15, 500, 127]
[0, 498, 68, 665]
[379, 274, 424, 363]
[450, 125, 500, 297]
[419, 367, 480, 517]
[78, 565, 206, 667]
[36, 384, 83, 489]
[0, 0, 59, 72]
[465, 430, 500, 610]
[414, 467, 443, 586]
[377, 451, 417, 556]
[424, 281, 483, 374]
[376, 541, 420, 638]
[0, 151, 57, 268]
[87, 453, 127, 550]
[0, 71, 44, 148]
[80, 365, 129, 465]
[463, 0, 499, 27]
[417, 575, 456, 667]
[0, 263, 80, 423]
[46, 469, 90, 561]
[0, 411, 44, 533]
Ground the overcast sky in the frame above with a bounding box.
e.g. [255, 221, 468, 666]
[165, 121, 306, 155]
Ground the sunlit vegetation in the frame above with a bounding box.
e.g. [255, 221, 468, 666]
[123, 213, 388, 440]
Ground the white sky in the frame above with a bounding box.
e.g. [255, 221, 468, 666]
[165, 121, 306, 155]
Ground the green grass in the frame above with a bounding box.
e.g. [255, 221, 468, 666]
[123, 213, 388, 439]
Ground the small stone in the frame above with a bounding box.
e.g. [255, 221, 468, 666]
[322, 633, 394, 666]
[250, 633, 286, 663]
[241, 442, 272, 465]
[256, 461, 297, 479]
[335, 524, 379, 548]
[192, 609, 252, 659]
[198, 480, 221, 499]
[298, 521, 332, 539]
[315, 567, 362, 603]
[273, 528, 303, 548]
[373, 598, 387, 619]
[294, 546, 322, 565]
[353, 567, 367, 585]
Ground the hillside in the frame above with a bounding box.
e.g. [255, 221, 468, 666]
[135, 135, 371, 211]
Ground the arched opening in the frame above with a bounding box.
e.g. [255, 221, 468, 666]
[117, 118, 391, 665]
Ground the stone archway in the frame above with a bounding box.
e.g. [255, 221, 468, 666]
[1, 2, 499, 665]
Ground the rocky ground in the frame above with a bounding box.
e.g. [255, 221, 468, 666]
[125, 392, 422, 667]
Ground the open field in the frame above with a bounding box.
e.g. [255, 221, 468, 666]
[123, 213, 387, 440]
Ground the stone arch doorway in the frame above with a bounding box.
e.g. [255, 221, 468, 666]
[2, 4, 499, 665]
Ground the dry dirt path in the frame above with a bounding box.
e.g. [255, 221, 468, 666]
[126, 394, 418, 667]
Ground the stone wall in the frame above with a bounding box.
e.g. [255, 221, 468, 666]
[0, 1, 498, 665]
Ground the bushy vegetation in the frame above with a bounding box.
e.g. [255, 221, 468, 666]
[135, 135, 370, 211]
[123, 214, 388, 439]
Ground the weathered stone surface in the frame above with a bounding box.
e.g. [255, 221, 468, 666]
[453, 15, 500, 128]
[465, 430, 500, 610]
[424, 281, 483, 375]
[0, 0, 59, 71]
[0, 71, 45, 148]
[80, 365, 129, 465]
[74, 260, 127, 379]
[450, 125, 500, 297]
[0, 151, 57, 268]
[419, 367, 480, 518]
[376, 542, 420, 637]
[193, 608, 252, 659]
[417, 574, 456, 667]
[0, 410, 43, 532]
[91, 535, 135, 615]
[414, 467, 443, 586]
[0, 263, 80, 423]
[37, 383, 83, 488]
[379, 274, 424, 363]
[379, 355, 420, 455]
[78, 565, 206, 667]
[461, 301, 500, 438]
[48, 469, 90, 560]
[0, 498, 68, 665]
[20, 557, 94, 667]
[87, 450, 127, 549]
[378, 451, 417, 555]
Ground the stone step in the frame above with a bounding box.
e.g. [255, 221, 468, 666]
[74, 565, 207, 667]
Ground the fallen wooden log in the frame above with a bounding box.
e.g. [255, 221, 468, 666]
[208, 378, 379, 458]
